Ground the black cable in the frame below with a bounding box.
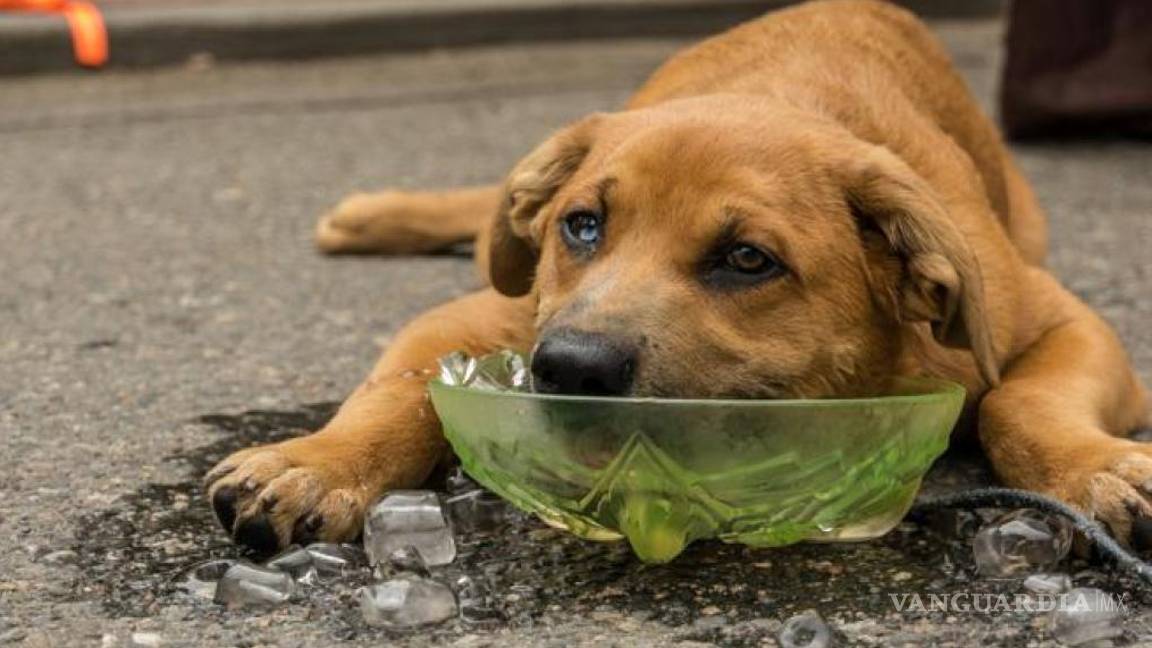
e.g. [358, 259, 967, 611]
[909, 487, 1152, 587]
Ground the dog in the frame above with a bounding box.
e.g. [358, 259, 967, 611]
[205, 0, 1151, 554]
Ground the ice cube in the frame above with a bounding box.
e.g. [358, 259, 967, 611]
[778, 611, 831, 648]
[357, 576, 458, 627]
[446, 489, 508, 533]
[453, 575, 502, 623]
[265, 542, 364, 584]
[305, 542, 365, 577]
[972, 509, 1072, 577]
[266, 545, 313, 579]
[1050, 588, 1125, 646]
[471, 350, 529, 391]
[386, 545, 430, 576]
[214, 561, 296, 608]
[364, 491, 456, 567]
[438, 352, 478, 387]
[174, 559, 234, 601]
[1024, 573, 1073, 595]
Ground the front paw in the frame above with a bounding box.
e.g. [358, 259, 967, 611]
[1049, 440, 1152, 549]
[204, 439, 371, 553]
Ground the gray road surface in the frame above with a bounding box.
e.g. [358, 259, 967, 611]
[2, 19, 1151, 647]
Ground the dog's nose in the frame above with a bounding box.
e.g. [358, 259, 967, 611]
[531, 329, 637, 396]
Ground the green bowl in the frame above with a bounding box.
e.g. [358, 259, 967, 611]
[428, 377, 964, 563]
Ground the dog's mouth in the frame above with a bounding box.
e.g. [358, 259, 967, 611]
[527, 370, 792, 401]
[441, 347, 795, 401]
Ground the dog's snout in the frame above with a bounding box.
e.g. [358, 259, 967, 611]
[531, 329, 637, 396]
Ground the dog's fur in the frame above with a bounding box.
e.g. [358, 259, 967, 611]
[207, 0, 1151, 553]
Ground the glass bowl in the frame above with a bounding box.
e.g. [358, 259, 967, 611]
[428, 376, 964, 563]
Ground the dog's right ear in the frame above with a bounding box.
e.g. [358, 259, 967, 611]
[840, 143, 1001, 387]
[488, 115, 602, 296]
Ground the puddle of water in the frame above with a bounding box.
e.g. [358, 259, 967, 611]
[66, 403, 339, 618]
[62, 404, 1152, 645]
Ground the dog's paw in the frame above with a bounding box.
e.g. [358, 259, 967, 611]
[204, 439, 371, 553]
[315, 191, 419, 254]
[1049, 440, 1152, 549]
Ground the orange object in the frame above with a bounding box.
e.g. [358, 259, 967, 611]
[1, 0, 109, 67]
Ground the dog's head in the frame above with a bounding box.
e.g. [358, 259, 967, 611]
[489, 97, 998, 399]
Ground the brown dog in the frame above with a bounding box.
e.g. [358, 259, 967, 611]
[206, 0, 1150, 553]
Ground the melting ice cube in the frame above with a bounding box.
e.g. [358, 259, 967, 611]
[364, 491, 456, 567]
[438, 352, 477, 387]
[1050, 588, 1125, 646]
[446, 489, 508, 533]
[214, 562, 295, 608]
[778, 611, 831, 648]
[470, 350, 529, 391]
[385, 545, 430, 576]
[305, 542, 366, 577]
[266, 545, 313, 580]
[1024, 573, 1073, 595]
[972, 509, 1072, 577]
[453, 574, 502, 623]
[174, 559, 234, 601]
[357, 576, 458, 627]
[266, 542, 365, 584]
[437, 350, 529, 391]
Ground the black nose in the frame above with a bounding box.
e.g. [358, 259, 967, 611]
[531, 329, 637, 396]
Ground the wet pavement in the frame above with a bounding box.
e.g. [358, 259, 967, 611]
[3, 18, 1152, 648]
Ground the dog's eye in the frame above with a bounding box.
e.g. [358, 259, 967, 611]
[703, 243, 786, 288]
[561, 210, 603, 250]
[725, 244, 782, 276]
[725, 244, 773, 274]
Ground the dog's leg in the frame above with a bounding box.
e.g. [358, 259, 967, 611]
[979, 271, 1150, 542]
[315, 185, 500, 255]
[204, 288, 535, 552]
[1001, 155, 1049, 266]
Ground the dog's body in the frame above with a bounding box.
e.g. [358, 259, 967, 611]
[207, 0, 1150, 553]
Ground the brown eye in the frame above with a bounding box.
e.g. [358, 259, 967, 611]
[702, 242, 786, 289]
[725, 244, 773, 274]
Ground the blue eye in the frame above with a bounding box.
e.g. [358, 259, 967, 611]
[561, 210, 603, 249]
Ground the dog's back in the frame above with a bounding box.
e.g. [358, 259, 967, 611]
[629, 0, 1047, 263]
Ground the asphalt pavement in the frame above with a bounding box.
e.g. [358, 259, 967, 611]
[0, 0, 1001, 75]
[2, 18, 1152, 647]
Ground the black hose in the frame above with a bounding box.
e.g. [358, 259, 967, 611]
[910, 487, 1152, 587]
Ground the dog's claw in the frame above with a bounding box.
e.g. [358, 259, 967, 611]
[291, 513, 324, 547]
[203, 462, 238, 488]
[204, 441, 371, 552]
[1132, 513, 1152, 552]
[211, 485, 239, 532]
[1055, 442, 1152, 549]
[234, 513, 280, 555]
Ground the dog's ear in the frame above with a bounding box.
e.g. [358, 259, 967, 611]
[843, 145, 1001, 387]
[488, 115, 602, 296]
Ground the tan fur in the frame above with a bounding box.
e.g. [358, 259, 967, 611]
[208, 0, 1151, 550]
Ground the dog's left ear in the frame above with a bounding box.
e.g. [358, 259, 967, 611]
[488, 114, 603, 296]
[842, 144, 1001, 387]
